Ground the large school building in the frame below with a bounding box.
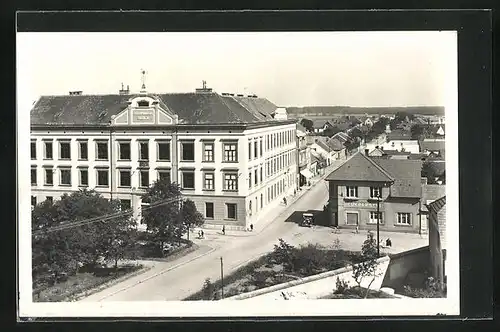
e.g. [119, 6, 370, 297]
[30, 82, 298, 230]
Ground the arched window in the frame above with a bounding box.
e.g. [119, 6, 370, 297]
[137, 100, 150, 107]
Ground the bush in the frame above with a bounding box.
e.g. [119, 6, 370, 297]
[403, 277, 446, 298]
[201, 278, 215, 300]
[334, 277, 349, 294]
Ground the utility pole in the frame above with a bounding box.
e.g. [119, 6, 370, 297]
[376, 189, 381, 257]
[220, 257, 224, 299]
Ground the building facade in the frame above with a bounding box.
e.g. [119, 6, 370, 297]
[427, 196, 447, 289]
[30, 86, 297, 230]
[325, 152, 423, 233]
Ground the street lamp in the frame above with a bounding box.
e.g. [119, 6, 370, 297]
[376, 189, 381, 257]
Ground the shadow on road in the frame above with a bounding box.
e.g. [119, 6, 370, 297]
[284, 209, 331, 227]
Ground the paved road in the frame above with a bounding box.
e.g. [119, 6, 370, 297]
[80, 175, 427, 302]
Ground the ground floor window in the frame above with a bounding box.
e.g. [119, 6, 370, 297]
[226, 203, 237, 220]
[158, 170, 171, 183]
[397, 212, 412, 225]
[46, 196, 53, 204]
[31, 196, 36, 207]
[369, 211, 384, 224]
[182, 171, 195, 189]
[346, 212, 359, 225]
[206, 202, 214, 219]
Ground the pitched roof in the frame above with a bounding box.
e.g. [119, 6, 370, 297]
[312, 119, 333, 128]
[31, 92, 278, 125]
[427, 196, 446, 213]
[373, 159, 423, 198]
[332, 131, 351, 144]
[420, 139, 445, 152]
[387, 129, 412, 141]
[325, 152, 394, 182]
[326, 138, 345, 151]
[313, 138, 331, 153]
[423, 184, 446, 203]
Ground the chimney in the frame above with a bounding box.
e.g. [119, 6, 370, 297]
[119, 83, 130, 95]
[69, 91, 82, 96]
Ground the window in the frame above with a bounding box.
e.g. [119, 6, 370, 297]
[346, 212, 359, 225]
[120, 199, 131, 211]
[31, 196, 37, 207]
[259, 139, 263, 157]
[97, 169, 109, 186]
[346, 186, 358, 198]
[119, 142, 131, 160]
[260, 166, 263, 182]
[79, 141, 88, 160]
[248, 171, 252, 188]
[140, 170, 149, 187]
[397, 212, 412, 225]
[203, 142, 214, 162]
[158, 141, 171, 161]
[79, 168, 88, 186]
[226, 203, 237, 220]
[181, 141, 195, 161]
[46, 196, 53, 204]
[248, 141, 252, 160]
[204, 172, 214, 190]
[182, 171, 195, 189]
[224, 173, 238, 191]
[60, 168, 71, 186]
[370, 187, 382, 199]
[260, 193, 263, 209]
[158, 170, 171, 183]
[96, 141, 108, 160]
[59, 141, 71, 160]
[31, 141, 36, 160]
[139, 141, 149, 160]
[119, 169, 131, 187]
[254, 169, 258, 185]
[254, 141, 258, 159]
[223, 142, 238, 162]
[44, 141, 53, 159]
[205, 202, 214, 219]
[369, 211, 384, 224]
[137, 100, 149, 107]
[44, 168, 53, 185]
[31, 168, 37, 185]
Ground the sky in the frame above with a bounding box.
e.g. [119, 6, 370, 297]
[17, 31, 457, 107]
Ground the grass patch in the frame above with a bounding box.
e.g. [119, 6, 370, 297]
[33, 264, 143, 302]
[185, 240, 362, 301]
[321, 286, 396, 299]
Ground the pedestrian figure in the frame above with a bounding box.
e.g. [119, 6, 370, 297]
[386, 238, 392, 247]
[283, 197, 287, 206]
[294, 189, 297, 196]
[250, 224, 254, 232]
[355, 225, 359, 234]
[222, 225, 225, 235]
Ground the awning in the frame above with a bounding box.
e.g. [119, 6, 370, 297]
[300, 169, 313, 179]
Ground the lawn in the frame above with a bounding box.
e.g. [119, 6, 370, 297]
[185, 240, 363, 301]
[33, 264, 144, 302]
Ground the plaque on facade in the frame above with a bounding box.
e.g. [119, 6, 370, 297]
[132, 109, 155, 124]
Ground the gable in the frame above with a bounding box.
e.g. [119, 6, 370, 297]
[112, 96, 178, 126]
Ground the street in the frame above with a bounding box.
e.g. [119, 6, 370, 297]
[80, 173, 428, 302]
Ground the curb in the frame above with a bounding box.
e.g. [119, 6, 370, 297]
[86, 245, 217, 302]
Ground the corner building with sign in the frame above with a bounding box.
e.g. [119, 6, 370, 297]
[325, 152, 424, 233]
[30, 84, 298, 231]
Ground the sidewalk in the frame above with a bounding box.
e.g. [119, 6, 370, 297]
[200, 158, 349, 238]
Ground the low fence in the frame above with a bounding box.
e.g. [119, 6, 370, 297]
[382, 246, 429, 292]
[225, 256, 390, 301]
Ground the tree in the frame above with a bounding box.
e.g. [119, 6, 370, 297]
[323, 125, 341, 137]
[421, 162, 438, 184]
[349, 128, 364, 140]
[411, 124, 425, 140]
[181, 199, 205, 240]
[141, 180, 185, 255]
[300, 118, 314, 132]
[352, 231, 380, 298]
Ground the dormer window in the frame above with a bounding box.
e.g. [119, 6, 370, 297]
[137, 100, 150, 107]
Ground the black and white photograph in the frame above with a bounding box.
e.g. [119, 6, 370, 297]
[17, 29, 459, 317]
